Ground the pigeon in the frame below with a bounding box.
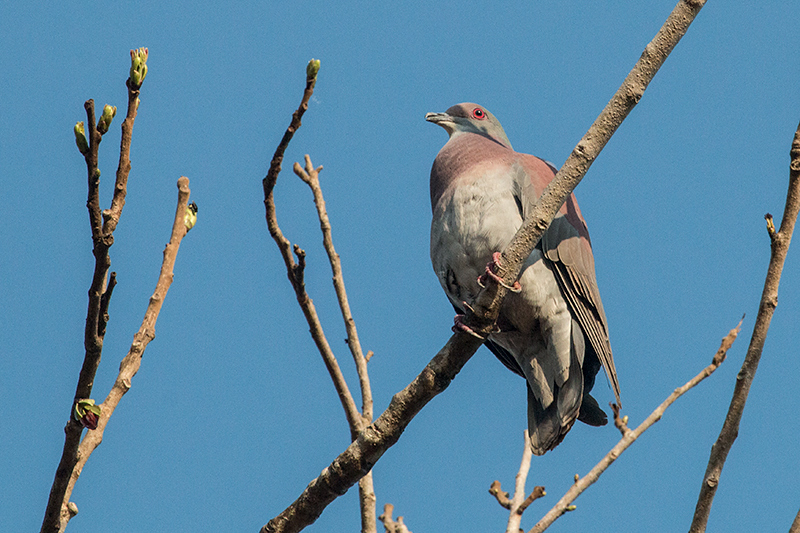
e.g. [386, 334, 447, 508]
[427, 103, 620, 454]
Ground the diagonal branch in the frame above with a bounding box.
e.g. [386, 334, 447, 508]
[689, 119, 800, 532]
[260, 2, 707, 532]
[529, 320, 742, 533]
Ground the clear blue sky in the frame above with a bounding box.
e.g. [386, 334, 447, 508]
[2, 1, 799, 532]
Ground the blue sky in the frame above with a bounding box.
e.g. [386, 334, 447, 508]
[2, 1, 799, 532]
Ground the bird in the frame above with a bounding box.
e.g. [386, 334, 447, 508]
[426, 103, 620, 455]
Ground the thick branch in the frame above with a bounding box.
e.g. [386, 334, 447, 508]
[261, 334, 485, 533]
[470, 0, 707, 336]
[529, 320, 741, 533]
[260, 2, 707, 532]
[689, 120, 800, 532]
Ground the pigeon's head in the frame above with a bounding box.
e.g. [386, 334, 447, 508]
[425, 103, 512, 149]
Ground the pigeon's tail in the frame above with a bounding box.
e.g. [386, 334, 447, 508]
[526, 318, 607, 455]
[526, 353, 582, 455]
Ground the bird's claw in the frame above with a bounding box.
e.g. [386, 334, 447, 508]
[452, 314, 486, 339]
[477, 252, 522, 293]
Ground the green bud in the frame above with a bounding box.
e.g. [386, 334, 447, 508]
[184, 201, 198, 231]
[306, 58, 320, 79]
[96, 104, 117, 134]
[565, 505, 577, 512]
[129, 47, 149, 87]
[74, 121, 89, 155]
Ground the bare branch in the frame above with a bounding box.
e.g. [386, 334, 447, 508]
[689, 119, 800, 532]
[528, 320, 742, 533]
[293, 158, 380, 533]
[102, 76, 142, 237]
[260, 2, 707, 532]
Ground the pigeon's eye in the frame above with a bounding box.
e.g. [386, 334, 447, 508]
[472, 108, 486, 120]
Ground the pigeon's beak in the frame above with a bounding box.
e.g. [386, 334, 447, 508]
[425, 112, 450, 124]
[426, 112, 458, 136]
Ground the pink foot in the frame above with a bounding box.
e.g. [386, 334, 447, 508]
[477, 252, 522, 292]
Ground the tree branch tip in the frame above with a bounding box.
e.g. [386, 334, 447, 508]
[489, 480, 512, 509]
[518, 486, 547, 514]
[177, 176, 190, 188]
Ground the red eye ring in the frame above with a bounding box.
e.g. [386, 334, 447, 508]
[472, 107, 486, 120]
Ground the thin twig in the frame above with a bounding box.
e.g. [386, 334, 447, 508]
[261, 67, 362, 437]
[42, 61, 144, 533]
[489, 480, 512, 510]
[260, 2, 707, 531]
[528, 320, 742, 533]
[689, 119, 800, 532]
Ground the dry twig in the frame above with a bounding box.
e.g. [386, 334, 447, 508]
[689, 119, 800, 532]
[261, 2, 707, 531]
[528, 320, 742, 533]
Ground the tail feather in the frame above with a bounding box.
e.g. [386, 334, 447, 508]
[527, 340, 584, 455]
